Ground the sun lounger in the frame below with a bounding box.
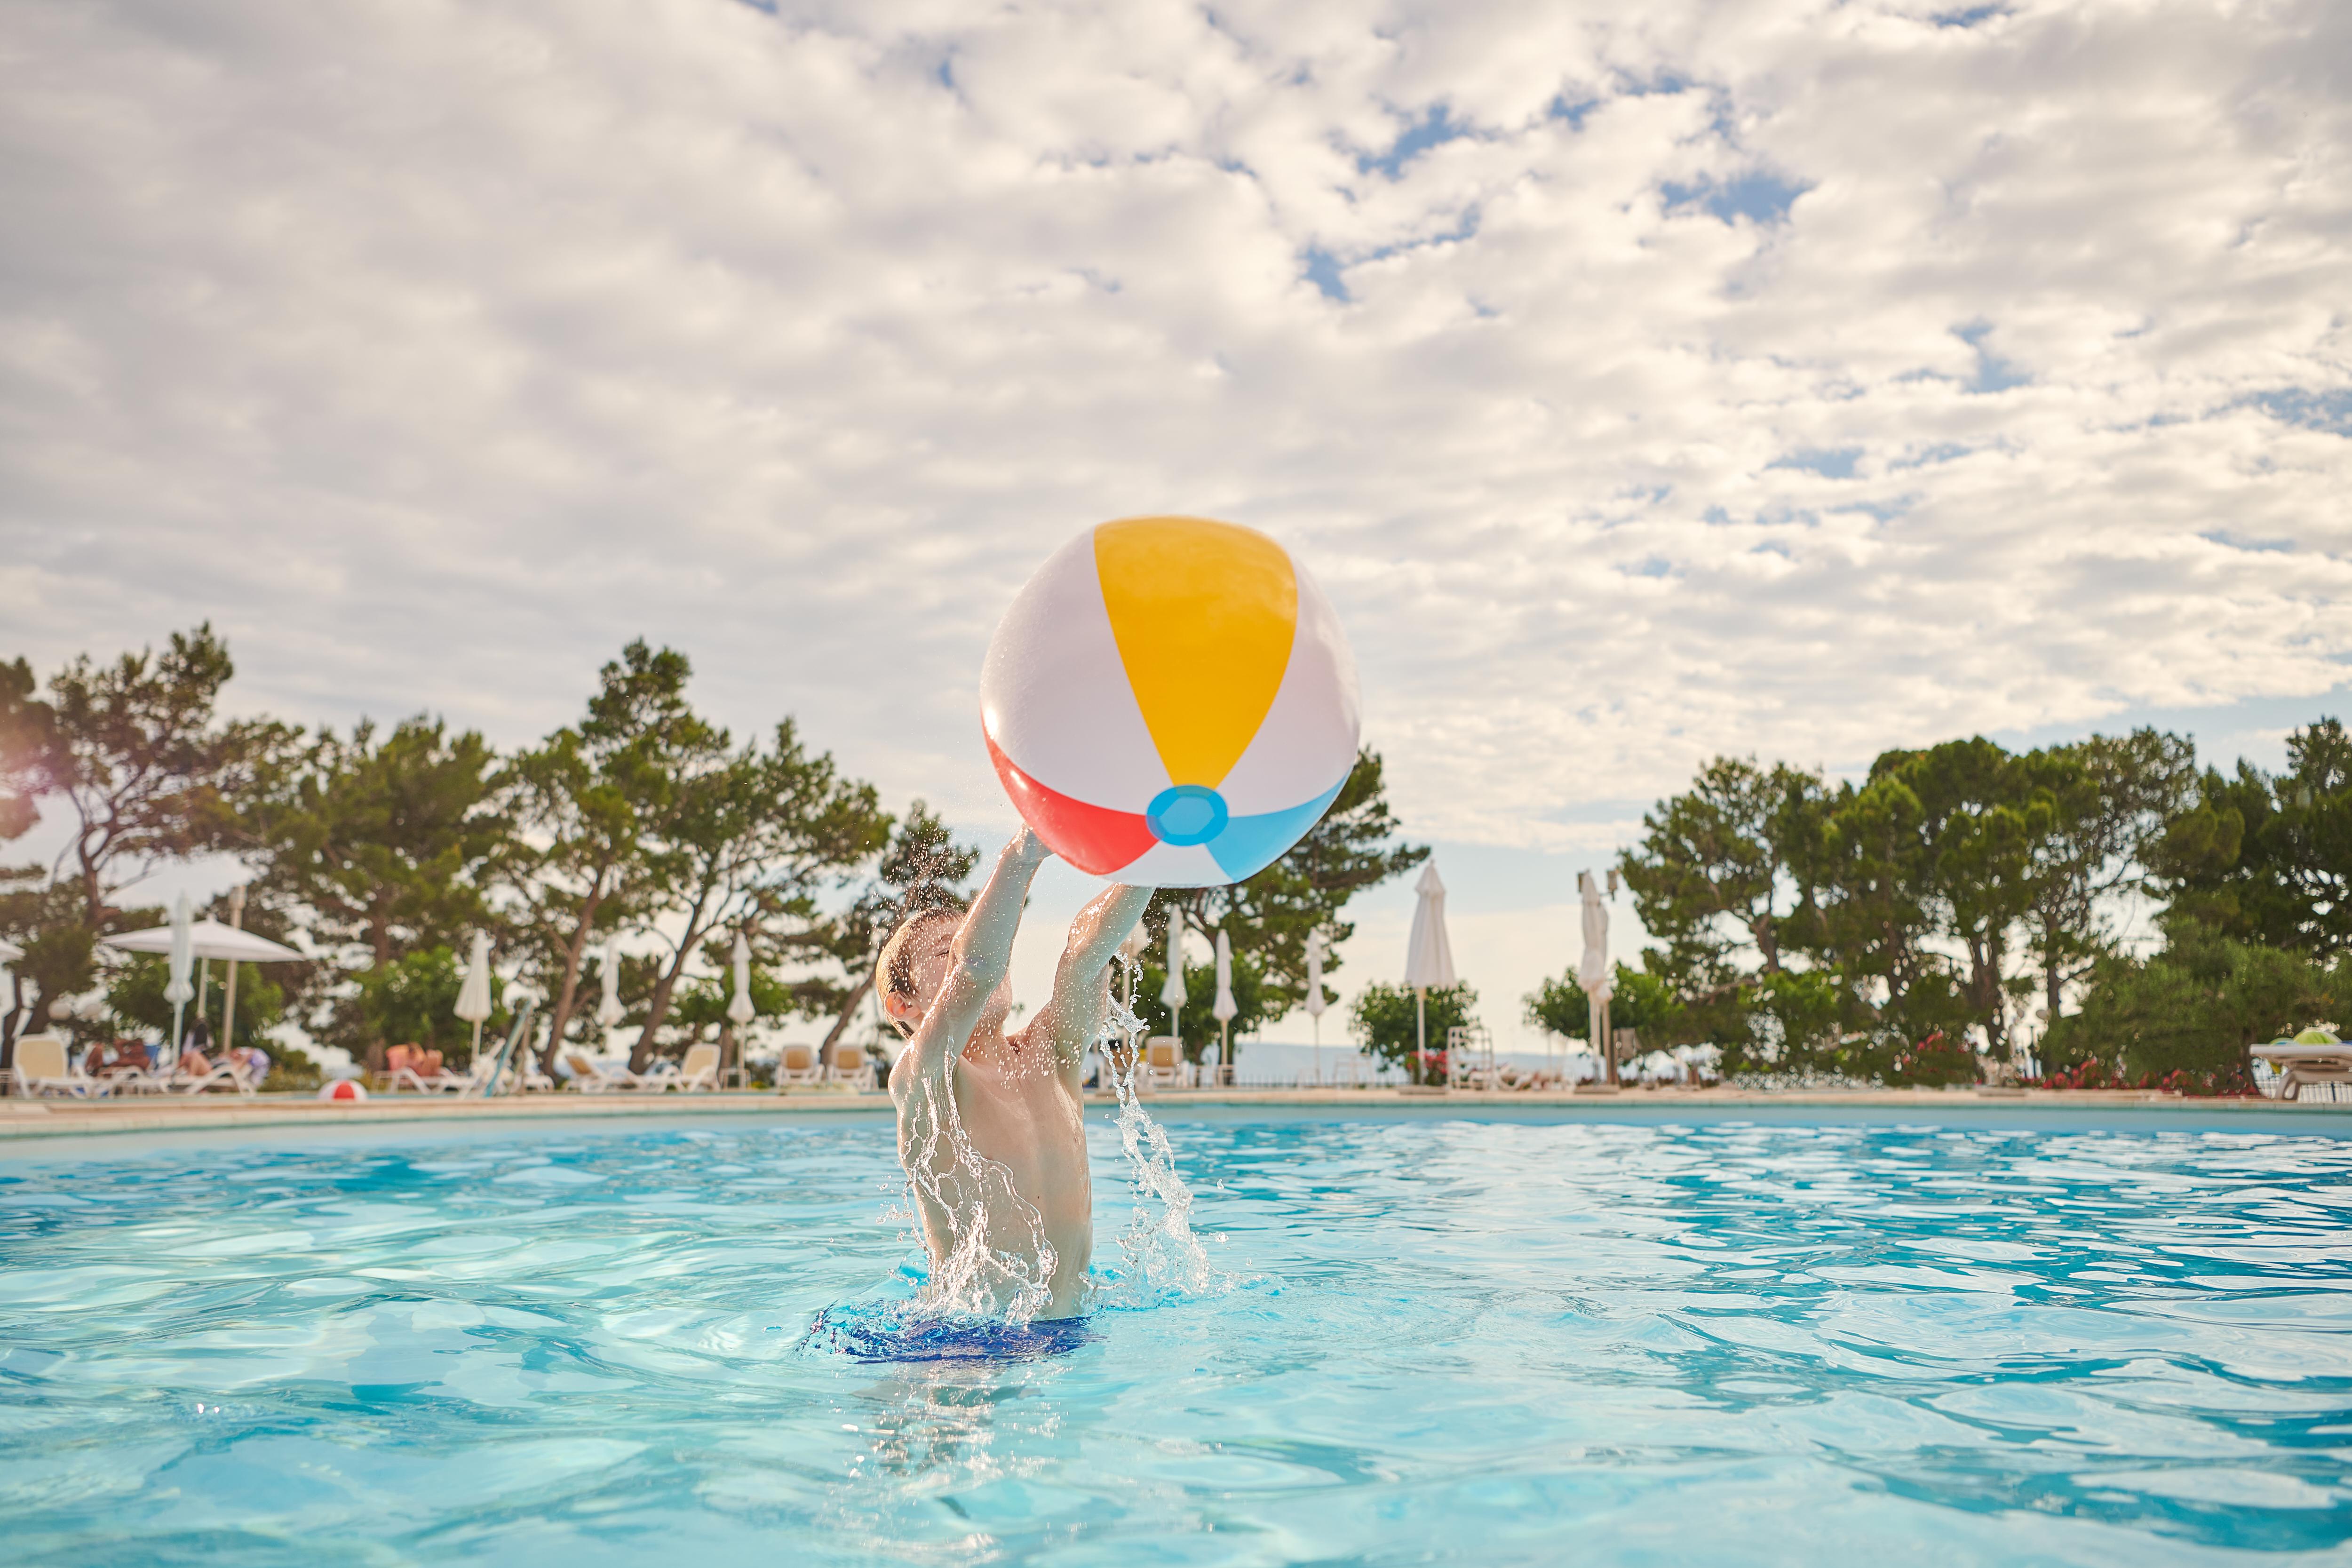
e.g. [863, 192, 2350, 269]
[561, 1051, 650, 1092]
[1142, 1035, 1188, 1090]
[170, 1056, 261, 1096]
[775, 1043, 824, 1088]
[2251, 1039, 2352, 1100]
[389, 1060, 472, 1093]
[10, 1036, 108, 1098]
[668, 1043, 722, 1092]
[510, 1060, 556, 1093]
[825, 1042, 876, 1091]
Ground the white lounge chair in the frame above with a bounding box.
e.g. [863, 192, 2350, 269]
[667, 1042, 722, 1092]
[170, 1055, 261, 1096]
[12, 1036, 106, 1098]
[504, 1057, 556, 1093]
[826, 1041, 877, 1092]
[1446, 1024, 1497, 1090]
[2252, 1038, 2352, 1100]
[1142, 1036, 1189, 1090]
[389, 1059, 471, 1094]
[775, 1043, 824, 1088]
[561, 1051, 649, 1093]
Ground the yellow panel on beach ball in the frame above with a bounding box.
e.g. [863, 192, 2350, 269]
[1093, 516, 1298, 789]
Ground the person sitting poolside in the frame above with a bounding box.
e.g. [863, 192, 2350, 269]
[176, 1043, 215, 1079]
[880, 826, 1152, 1321]
[83, 1039, 140, 1078]
[385, 1043, 444, 1079]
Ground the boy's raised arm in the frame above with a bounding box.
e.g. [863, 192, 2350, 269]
[901, 827, 1052, 1089]
[1033, 883, 1155, 1075]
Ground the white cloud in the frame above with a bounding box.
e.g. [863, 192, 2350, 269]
[1, 0, 2345, 892]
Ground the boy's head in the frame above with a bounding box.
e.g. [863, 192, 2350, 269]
[876, 907, 1009, 1042]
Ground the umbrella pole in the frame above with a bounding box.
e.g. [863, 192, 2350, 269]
[222, 888, 245, 1051]
[1414, 987, 1426, 1086]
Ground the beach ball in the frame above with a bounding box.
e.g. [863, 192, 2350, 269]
[981, 516, 1360, 886]
[318, 1078, 368, 1102]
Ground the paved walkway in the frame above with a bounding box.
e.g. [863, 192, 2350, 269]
[1, 1084, 2341, 1140]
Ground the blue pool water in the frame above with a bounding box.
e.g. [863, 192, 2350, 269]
[2, 1111, 2350, 1565]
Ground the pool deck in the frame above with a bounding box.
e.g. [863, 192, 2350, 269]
[0, 1083, 2342, 1139]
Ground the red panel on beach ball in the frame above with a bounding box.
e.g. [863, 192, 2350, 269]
[985, 735, 1157, 876]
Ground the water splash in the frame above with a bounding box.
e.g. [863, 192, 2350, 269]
[873, 947, 1218, 1330]
[896, 1062, 1059, 1322]
[1092, 952, 1220, 1306]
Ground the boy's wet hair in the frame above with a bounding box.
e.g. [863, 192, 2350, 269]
[876, 907, 964, 1008]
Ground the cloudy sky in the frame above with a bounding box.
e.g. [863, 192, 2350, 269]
[3, 0, 2346, 1051]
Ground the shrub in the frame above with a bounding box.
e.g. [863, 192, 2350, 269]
[1885, 1028, 1980, 1087]
[1351, 981, 1478, 1080]
[2042, 920, 2347, 1089]
[261, 1049, 325, 1093]
[353, 946, 475, 1065]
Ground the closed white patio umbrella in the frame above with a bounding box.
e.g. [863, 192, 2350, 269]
[1578, 871, 1616, 1086]
[1304, 929, 1328, 1082]
[1212, 930, 1238, 1083]
[596, 939, 625, 1043]
[728, 932, 756, 1084]
[164, 894, 196, 1052]
[454, 931, 494, 1062]
[1403, 863, 1455, 1083]
[1159, 907, 1188, 1050]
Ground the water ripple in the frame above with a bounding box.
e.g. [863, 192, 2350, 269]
[0, 1118, 2347, 1564]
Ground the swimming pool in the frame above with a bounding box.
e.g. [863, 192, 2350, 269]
[2, 1108, 2348, 1564]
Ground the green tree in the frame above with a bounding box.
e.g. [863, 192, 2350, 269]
[1810, 768, 1948, 1042]
[350, 945, 479, 1063]
[45, 625, 288, 928]
[2018, 730, 2197, 1020]
[1882, 738, 2048, 1055]
[1524, 960, 1686, 1051]
[1133, 748, 1425, 1067]
[5, 626, 288, 1052]
[1350, 980, 1477, 1080]
[814, 801, 978, 1058]
[2154, 719, 2352, 961]
[626, 719, 890, 1072]
[0, 872, 104, 1056]
[499, 641, 723, 1069]
[107, 953, 286, 1050]
[237, 716, 505, 969]
[2042, 917, 2349, 1090]
[1619, 756, 1827, 983]
[0, 655, 59, 844]
[1616, 757, 1845, 1059]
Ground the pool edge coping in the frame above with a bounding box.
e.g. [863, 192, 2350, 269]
[2, 1085, 2343, 1141]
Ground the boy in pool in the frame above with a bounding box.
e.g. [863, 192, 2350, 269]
[879, 826, 1152, 1320]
